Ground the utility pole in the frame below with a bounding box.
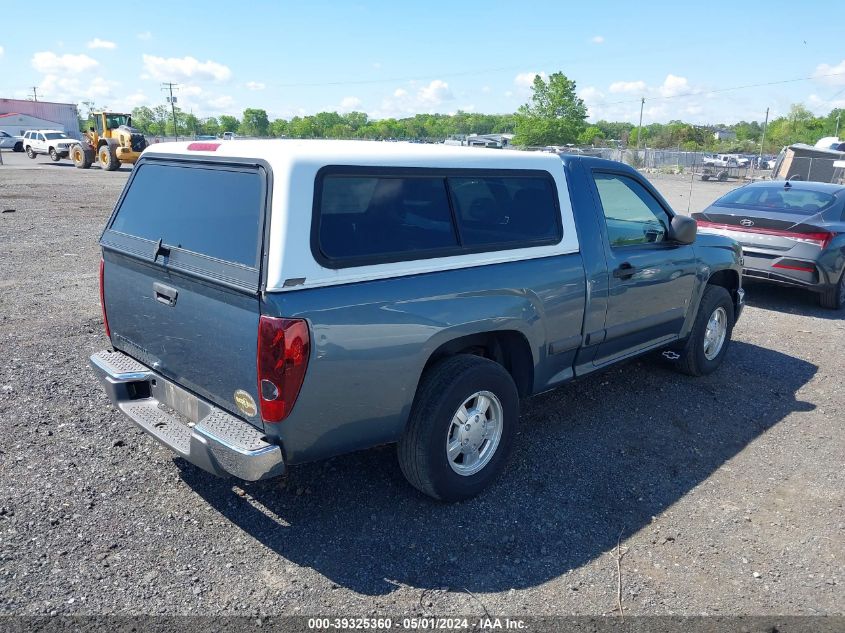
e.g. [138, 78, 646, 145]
[29, 86, 38, 102]
[758, 107, 769, 166]
[161, 82, 179, 141]
[836, 111, 841, 138]
[636, 97, 645, 151]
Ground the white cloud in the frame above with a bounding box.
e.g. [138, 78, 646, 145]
[814, 59, 845, 86]
[205, 94, 235, 110]
[376, 79, 454, 117]
[180, 85, 203, 97]
[0, 45, 4, 58]
[245, 81, 265, 91]
[504, 90, 513, 98]
[339, 96, 362, 112]
[659, 74, 690, 97]
[808, 93, 845, 113]
[141, 54, 232, 82]
[88, 76, 119, 98]
[609, 80, 646, 94]
[137, 31, 152, 40]
[122, 92, 148, 108]
[481, 85, 491, 94]
[514, 71, 546, 88]
[418, 79, 453, 105]
[36, 74, 118, 105]
[32, 51, 98, 74]
[579, 86, 605, 101]
[87, 38, 116, 50]
[591, 35, 605, 44]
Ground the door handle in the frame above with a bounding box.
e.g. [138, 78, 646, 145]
[613, 262, 637, 279]
[153, 282, 178, 306]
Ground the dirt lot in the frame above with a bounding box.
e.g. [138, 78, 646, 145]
[1, 152, 843, 618]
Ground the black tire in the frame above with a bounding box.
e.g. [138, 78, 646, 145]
[13, 141, 23, 152]
[700, 175, 710, 181]
[717, 171, 728, 182]
[818, 272, 845, 310]
[398, 354, 519, 502]
[99, 145, 120, 171]
[671, 285, 735, 377]
[26, 146, 36, 159]
[49, 147, 61, 162]
[71, 145, 94, 169]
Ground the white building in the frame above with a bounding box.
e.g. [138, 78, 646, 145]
[0, 99, 80, 138]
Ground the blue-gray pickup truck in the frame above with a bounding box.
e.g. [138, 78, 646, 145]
[90, 140, 744, 501]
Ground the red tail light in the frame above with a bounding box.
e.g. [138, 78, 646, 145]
[257, 316, 310, 423]
[99, 258, 111, 339]
[696, 220, 835, 249]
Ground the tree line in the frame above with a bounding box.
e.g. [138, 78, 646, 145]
[117, 73, 841, 153]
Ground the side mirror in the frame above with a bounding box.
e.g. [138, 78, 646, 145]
[670, 214, 697, 245]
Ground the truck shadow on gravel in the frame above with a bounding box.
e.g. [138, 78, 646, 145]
[742, 281, 843, 320]
[178, 341, 816, 596]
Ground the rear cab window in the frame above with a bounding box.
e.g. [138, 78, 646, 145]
[102, 159, 268, 290]
[313, 168, 562, 268]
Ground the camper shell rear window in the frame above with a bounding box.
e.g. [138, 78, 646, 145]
[313, 166, 562, 268]
[102, 158, 268, 290]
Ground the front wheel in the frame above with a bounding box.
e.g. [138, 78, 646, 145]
[26, 146, 36, 159]
[49, 147, 61, 162]
[670, 285, 735, 376]
[398, 355, 519, 502]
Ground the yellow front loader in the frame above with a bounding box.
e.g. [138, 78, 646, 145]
[70, 112, 148, 171]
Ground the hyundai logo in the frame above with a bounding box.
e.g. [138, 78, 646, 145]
[740, 218, 755, 227]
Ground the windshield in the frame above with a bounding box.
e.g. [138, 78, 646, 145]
[44, 132, 69, 140]
[715, 186, 836, 215]
[105, 114, 130, 128]
[0, 131, 10, 138]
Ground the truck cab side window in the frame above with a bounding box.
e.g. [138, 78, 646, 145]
[593, 173, 670, 247]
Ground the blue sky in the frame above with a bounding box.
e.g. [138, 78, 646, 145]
[1, 0, 843, 124]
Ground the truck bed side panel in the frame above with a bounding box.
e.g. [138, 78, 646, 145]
[262, 255, 585, 465]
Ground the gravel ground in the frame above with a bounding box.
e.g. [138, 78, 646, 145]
[1, 152, 843, 618]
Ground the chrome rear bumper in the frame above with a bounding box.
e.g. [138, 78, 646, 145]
[90, 350, 285, 481]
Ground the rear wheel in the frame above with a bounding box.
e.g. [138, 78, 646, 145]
[818, 273, 845, 310]
[13, 141, 22, 152]
[49, 147, 61, 162]
[98, 145, 120, 171]
[398, 355, 519, 501]
[670, 285, 735, 377]
[26, 146, 36, 159]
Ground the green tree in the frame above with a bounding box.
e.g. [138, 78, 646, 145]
[578, 125, 605, 146]
[130, 106, 155, 135]
[218, 115, 240, 133]
[513, 72, 587, 146]
[239, 108, 270, 137]
[203, 117, 220, 136]
[270, 118, 289, 137]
